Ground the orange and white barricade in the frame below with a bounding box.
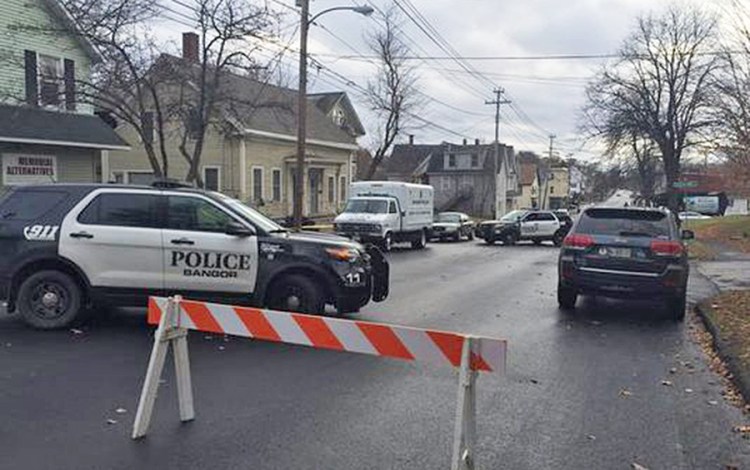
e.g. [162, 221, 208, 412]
[133, 296, 508, 470]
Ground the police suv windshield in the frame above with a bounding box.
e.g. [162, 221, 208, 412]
[501, 210, 527, 222]
[344, 199, 388, 214]
[214, 193, 285, 233]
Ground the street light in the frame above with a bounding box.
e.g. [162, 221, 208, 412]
[293, 2, 373, 230]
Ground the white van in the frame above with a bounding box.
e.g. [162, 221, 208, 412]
[334, 181, 434, 251]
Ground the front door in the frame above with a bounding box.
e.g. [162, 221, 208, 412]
[59, 189, 163, 290]
[309, 169, 323, 215]
[162, 193, 259, 294]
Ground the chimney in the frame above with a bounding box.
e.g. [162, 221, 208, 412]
[475, 138, 480, 146]
[408, 134, 414, 145]
[182, 32, 199, 62]
[462, 138, 467, 145]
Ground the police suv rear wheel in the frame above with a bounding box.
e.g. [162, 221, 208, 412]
[17, 270, 83, 329]
[268, 274, 325, 314]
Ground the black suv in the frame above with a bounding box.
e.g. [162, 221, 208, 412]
[557, 207, 692, 319]
[0, 184, 389, 329]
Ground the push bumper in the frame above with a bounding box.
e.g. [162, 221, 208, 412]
[332, 245, 389, 310]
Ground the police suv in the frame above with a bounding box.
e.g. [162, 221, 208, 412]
[0, 183, 389, 329]
[476, 210, 568, 246]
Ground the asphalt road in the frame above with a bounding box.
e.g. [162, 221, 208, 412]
[1, 241, 749, 470]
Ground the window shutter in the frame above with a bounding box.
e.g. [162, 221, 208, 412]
[24, 50, 38, 106]
[64, 59, 76, 111]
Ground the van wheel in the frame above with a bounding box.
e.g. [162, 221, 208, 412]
[467, 231, 474, 241]
[411, 229, 427, 249]
[485, 236, 495, 245]
[17, 270, 84, 329]
[382, 232, 393, 252]
[268, 274, 325, 314]
[557, 284, 577, 310]
[533, 239, 542, 246]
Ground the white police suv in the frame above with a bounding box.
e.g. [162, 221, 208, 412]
[0, 182, 388, 329]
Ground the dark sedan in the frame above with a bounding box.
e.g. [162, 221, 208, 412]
[557, 207, 692, 320]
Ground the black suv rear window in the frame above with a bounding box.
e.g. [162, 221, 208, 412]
[0, 190, 68, 221]
[576, 208, 672, 238]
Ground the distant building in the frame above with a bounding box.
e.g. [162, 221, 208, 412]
[540, 166, 569, 210]
[385, 138, 518, 218]
[518, 163, 539, 209]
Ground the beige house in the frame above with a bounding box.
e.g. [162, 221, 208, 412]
[108, 37, 365, 220]
[541, 166, 570, 210]
[518, 163, 539, 209]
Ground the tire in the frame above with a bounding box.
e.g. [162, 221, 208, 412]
[17, 270, 84, 329]
[533, 239, 543, 246]
[503, 232, 516, 246]
[452, 232, 460, 242]
[485, 236, 495, 245]
[382, 232, 393, 252]
[268, 274, 325, 314]
[467, 230, 474, 241]
[411, 229, 427, 249]
[557, 284, 577, 310]
[667, 294, 686, 321]
[552, 230, 565, 247]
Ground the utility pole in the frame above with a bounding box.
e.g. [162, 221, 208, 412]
[485, 87, 511, 219]
[541, 134, 556, 209]
[293, 0, 310, 230]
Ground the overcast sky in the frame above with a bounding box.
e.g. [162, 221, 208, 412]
[160, 0, 732, 160]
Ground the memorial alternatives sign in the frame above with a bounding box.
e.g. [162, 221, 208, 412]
[2, 154, 57, 185]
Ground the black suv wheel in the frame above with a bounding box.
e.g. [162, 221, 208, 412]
[268, 274, 325, 314]
[557, 284, 577, 310]
[667, 294, 686, 321]
[17, 270, 84, 329]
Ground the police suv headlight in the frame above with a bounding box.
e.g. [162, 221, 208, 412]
[326, 247, 360, 262]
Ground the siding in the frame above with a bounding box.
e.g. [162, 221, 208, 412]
[0, 0, 93, 114]
[0, 142, 97, 187]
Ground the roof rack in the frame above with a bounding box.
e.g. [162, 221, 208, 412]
[151, 179, 193, 189]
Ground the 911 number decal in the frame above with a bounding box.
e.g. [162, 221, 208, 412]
[23, 225, 59, 241]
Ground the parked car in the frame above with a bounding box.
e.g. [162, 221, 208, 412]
[430, 212, 474, 241]
[476, 210, 567, 246]
[0, 182, 389, 329]
[557, 206, 692, 320]
[678, 211, 712, 221]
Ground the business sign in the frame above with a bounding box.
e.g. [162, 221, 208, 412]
[686, 196, 720, 214]
[2, 154, 57, 185]
[672, 180, 698, 189]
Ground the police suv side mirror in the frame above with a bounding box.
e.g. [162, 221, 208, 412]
[681, 229, 695, 240]
[401, 211, 406, 217]
[225, 222, 255, 237]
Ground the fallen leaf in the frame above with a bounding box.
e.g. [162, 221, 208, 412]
[661, 380, 673, 387]
[685, 388, 694, 393]
[70, 328, 84, 335]
[115, 408, 127, 414]
[708, 400, 719, 406]
[733, 425, 750, 434]
[106, 419, 117, 425]
[586, 434, 596, 441]
[669, 368, 677, 374]
[632, 462, 649, 470]
[619, 389, 633, 398]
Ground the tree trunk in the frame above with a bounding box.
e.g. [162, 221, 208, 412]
[662, 149, 681, 213]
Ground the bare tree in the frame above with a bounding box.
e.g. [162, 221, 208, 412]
[363, 9, 421, 180]
[582, 6, 720, 210]
[60, 0, 277, 185]
[711, 0, 750, 184]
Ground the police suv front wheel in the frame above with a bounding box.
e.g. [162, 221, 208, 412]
[17, 270, 84, 329]
[268, 274, 325, 314]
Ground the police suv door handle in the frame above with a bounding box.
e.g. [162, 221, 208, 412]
[170, 238, 195, 245]
[69, 231, 94, 239]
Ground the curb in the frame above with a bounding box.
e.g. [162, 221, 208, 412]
[694, 300, 750, 404]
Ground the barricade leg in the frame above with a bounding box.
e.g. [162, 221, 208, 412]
[451, 337, 477, 470]
[132, 296, 193, 439]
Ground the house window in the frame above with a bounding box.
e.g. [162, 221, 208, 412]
[448, 154, 456, 168]
[38, 54, 63, 108]
[111, 171, 124, 184]
[339, 176, 346, 202]
[550, 186, 555, 195]
[272, 168, 282, 202]
[328, 176, 335, 203]
[471, 154, 478, 167]
[252, 167, 264, 203]
[203, 166, 220, 191]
